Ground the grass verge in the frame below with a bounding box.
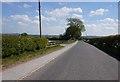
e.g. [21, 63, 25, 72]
[52, 40, 76, 44]
[2, 45, 64, 70]
[61, 40, 76, 44]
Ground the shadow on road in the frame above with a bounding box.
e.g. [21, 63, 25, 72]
[96, 48, 120, 61]
[105, 52, 120, 61]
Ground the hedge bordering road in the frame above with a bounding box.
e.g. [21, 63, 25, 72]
[84, 34, 120, 61]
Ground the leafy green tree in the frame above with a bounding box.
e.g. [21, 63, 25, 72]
[64, 18, 85, 40]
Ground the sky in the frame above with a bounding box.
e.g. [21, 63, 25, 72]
[1, 2, 119, 36]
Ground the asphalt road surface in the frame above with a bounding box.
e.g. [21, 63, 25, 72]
[24, 41, 118, 80]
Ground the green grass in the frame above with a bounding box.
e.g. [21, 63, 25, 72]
[51, 40, 76, 44]
[2, 45, 64, 70]
[61, 40, 76, 44]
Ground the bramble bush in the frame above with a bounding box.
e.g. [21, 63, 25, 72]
[2, 35, 48, 58]
[85, 35, 120, 60]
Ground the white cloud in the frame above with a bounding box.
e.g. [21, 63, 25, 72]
[86, 24, 97, 28]
[10, 15, 30, 22]
[10, 14, 56, 27]
[8, 14, 59, 34]
[18, 21, 27, 26]
[86, 18, 118, 30]
[85, 24, 98, 32]
[84, 18, 118, 36]
[32, 20, 38, 24]
[35, 15, 56, 21]
[72, 14, 83, 19]
[104, 27, 116, 30]
[85, 23, 117, 36]
[45, 6, 82, 17]
[3, 15, 37, 34]
[89, 8, 108, 16]
[18, 3, 32, 8]
[71, 14, 84, 22]
[43, 7, 84, 26]
[42, 15, 56, 21]
[10, 15, 31, 25]
[97, 18, 118, 27]
[23, 3, 32, 8]
[98, 18, 116, 23]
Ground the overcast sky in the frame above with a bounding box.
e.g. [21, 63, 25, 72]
[2, 2, 118, 36]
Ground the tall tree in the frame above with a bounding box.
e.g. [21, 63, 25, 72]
[64, 18, 85, 40]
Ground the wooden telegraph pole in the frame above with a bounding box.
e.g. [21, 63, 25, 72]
[38, 0, 42, 37]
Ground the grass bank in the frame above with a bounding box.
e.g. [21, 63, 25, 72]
[2, 45, 64, 70]
[51, 40, 76, 44]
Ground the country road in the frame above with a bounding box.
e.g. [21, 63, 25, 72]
[24, 41, 118, 80]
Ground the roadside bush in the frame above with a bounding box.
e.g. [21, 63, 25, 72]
[20, 33, 28, 36]
[85, 35, 120, 60]
[2, 35, 48, 58]
[33, 37, 48, 50]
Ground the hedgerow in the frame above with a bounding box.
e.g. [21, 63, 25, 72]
[2, 35, 48, 58]
[85, 35, 120, 60]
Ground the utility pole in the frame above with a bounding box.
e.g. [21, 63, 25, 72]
[38, 0, 42, 37]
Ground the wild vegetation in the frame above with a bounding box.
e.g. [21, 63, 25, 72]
[2, 44, 63, 69]
[84, 34, 120, 61]
[2, 33, 66, 69]
[2, 34, 48, 58]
